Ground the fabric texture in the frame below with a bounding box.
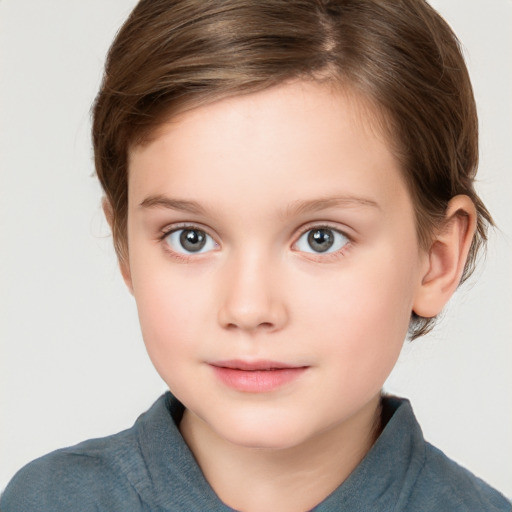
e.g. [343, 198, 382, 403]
[1, 393, 510, 512]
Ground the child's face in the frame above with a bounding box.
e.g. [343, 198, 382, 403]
[125, 81, 428, 449]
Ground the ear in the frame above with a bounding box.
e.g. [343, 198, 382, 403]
[413, 195, 477, 318]
[102, 197, 134, 294]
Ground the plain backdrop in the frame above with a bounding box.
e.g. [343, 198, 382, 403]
[1, 0, 511, 497]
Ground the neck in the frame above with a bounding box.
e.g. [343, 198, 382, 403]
[180, 394, 382, 512]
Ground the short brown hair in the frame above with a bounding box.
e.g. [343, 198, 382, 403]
[92, 0, 493, 338]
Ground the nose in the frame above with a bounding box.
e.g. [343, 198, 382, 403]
[217, 251, 289, 333]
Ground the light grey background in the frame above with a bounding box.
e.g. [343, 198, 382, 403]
[1, 0, 511, 497]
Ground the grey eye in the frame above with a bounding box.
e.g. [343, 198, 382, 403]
[296, 227, 348, 254]
[165, 228, 216, 254]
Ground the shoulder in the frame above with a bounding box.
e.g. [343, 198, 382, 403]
[406, 441, 510, 512]
[0, 427, 144, 512]
[377, 396, 510, 512]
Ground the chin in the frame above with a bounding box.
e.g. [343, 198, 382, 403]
[212, 412, 314, 451]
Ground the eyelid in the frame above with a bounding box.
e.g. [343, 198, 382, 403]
[157, 221, 352, 261]
[159, 222, 220, 260]
[292, 222, 352, 258]
[293, 222, 352, 242]
[159, 222, 217, 241]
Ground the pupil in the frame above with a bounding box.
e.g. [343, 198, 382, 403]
[180, 229, 206, 252]
[308, 229, 334, 252]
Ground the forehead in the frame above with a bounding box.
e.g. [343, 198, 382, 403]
[127, 80, 410, 218]
[135, 80, 391, 154]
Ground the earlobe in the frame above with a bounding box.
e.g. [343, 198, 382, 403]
[413, 195, 477, 318]
[102, 197, 134, 295]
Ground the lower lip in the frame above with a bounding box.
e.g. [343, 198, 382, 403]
[211, 366, 308, 393]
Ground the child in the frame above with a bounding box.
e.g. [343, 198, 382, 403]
[2, 0, 510, 510]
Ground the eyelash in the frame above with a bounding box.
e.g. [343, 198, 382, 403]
[158, 223, 352, 262]
[159, 223, 218, 262]
[293, 223, 351, 261]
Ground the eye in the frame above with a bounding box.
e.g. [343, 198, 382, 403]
[164, 228, 217, 254]
[295, 227, 348, 254]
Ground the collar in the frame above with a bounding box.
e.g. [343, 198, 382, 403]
[131, 393, 425, 511]
[313, 396, 425, 511]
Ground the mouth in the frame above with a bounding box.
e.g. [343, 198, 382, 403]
[211, 359, 304, 371]
[209, 360, 309, 393]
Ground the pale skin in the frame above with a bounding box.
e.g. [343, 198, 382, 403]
[105, 80, 476, 512]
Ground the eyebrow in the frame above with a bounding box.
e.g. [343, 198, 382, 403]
[139, 195, 207, 215]
[285, 195, 381, 217]
[139, 194, 380, 216]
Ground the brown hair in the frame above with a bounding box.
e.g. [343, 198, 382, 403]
[92, 0, 493, 338]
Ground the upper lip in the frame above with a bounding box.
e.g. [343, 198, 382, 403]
[209, 360, 306, 371]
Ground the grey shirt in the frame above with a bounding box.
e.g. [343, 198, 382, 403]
[1, 393, 510, 511]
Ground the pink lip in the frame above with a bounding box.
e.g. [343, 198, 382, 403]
[209, 360, 308, 393]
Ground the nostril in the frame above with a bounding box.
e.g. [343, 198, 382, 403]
[224, 320, 275, 332]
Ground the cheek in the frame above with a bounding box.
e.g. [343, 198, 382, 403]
[300, 263, 413, 338]
[294, 252, 415, 371]
[130, 261, 211, 376]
